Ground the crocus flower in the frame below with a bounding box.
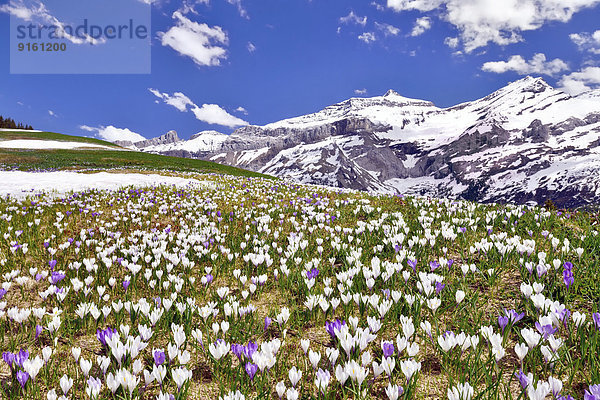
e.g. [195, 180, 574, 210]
[435, 282, 445, 294]
[97, 327, 116, 346]
[50, 271, 65, 285]
[17, 370, 29, 388]
[407, 259, 417, 272]
[498, 316, 509, 332]
[243, 342, 258, 360]
[504, 309, 525, 324]
[2, 352, 15, 369]
[264, 316, 272, 331]
[123, 280, 130, 291]
[231, 344, 244, 360]
[15, 349, 29, 368]
[593, 314, 600, 331]
[585, 384, 600, 400]
[382, 341, 395, 358]
[535, 322, 558, 339]
[35, 325, 43, 339]
[245, 362, 258, 380]
[515, 370, 531, 389]
[563, 262, 574, 290]
[325, 319, 346, 338]
[153, 349, 166, 366]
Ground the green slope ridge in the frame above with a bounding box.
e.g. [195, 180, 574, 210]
[0, 130, 271, 179]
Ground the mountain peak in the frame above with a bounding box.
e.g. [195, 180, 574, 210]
[506, 76, 552, 91]
[384, 89, 401, 97]
[190, 130, 225, 140]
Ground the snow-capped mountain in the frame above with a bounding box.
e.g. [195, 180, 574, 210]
[139, 77, 600, 208]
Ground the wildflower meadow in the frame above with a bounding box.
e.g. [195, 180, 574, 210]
[1, 173, 599, 400]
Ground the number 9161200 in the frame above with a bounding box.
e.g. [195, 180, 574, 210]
[18, 42, 67, 52]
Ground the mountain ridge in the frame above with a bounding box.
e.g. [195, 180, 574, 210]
[124, 76, 600, 207]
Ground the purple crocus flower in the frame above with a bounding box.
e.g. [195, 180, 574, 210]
[429, 261, 440, 271]
[264, 316, 272, 331]
[231, 344, 244, 360]
[48, 259, 57, 270]
[407, 259, 417, 272]
[243, 342, 258, 360]
[50, 271, 65, 285]
[593, 313, 600, 331]
[14, 349, 28, 368]
[435, 282, 445, 294]
[382, 341, 395, 358]
[515, 370, 530, 389]
[245, 362, 258, 380]
[153, 349, 166, 366]
[306, 268, 319, 280]
[498, 316, 509, 332]
[535, 322, 558, 339]
[16, 370, 29, 388]
[563, 262, 574, 290]
[325, 319, 346, 338]
[123, 280, 130, 291]
[504, 309, 525, 324]
[585, 384, 600, 400]
[97, 327, 117, 346]
[35, 325, 43, 339]
[2, 352, 15, 369]
[0, 288, 6, 300]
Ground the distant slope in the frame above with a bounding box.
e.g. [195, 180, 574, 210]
[0, 130, 270, 178]
[0, 130, 121, 147]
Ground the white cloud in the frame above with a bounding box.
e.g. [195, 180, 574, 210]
[444, 36, 459, 48]
[570, 31, 600, 54]
[80, 125, 146, 143]
[339, 11, 367, 26]
[48, 110, 56, 117]
[177, 0, 210, 14]
[190, 104, 248, 127]
[0, 1, 35, 19]
[158, 11, 228, 67]
[387, 0, 444, 12]
[371, 1, 386, 11]
[149, 88, 248, 128]
[387, 0, 600, 53]
[0, 0, 105, 45]
[247, 41, 256, 53]
[354, 88, 368, 95]
[148, 88, 193, 112]
[481, 53, 569, 76]
[235, 106, 248, 115]
[558, 66, 600, 94]
[225, 0, 248, 18]
[375, 22, 400, 36]
[358, 32, 377, 44]
[410, 16, 431, 36]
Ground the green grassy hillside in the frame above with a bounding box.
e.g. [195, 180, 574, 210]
[0, 130, 271, 178]
[0, 129, 121, 147]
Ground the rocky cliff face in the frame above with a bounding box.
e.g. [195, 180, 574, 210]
[140, 77, 600, 208]
[134, 130, 180, 149]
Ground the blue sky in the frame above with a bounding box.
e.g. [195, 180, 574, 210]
[1, 0, 599, 142]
